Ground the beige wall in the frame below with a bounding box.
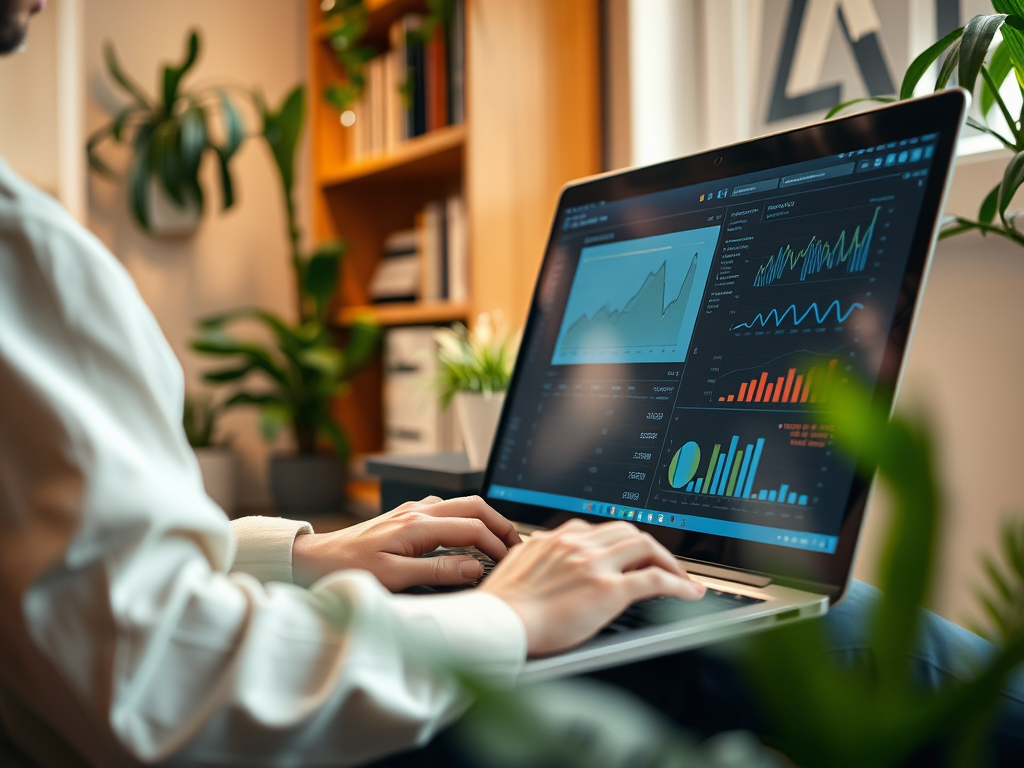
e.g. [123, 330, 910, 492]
[84, 0, 310, 510]
[0, 6, 59, 194]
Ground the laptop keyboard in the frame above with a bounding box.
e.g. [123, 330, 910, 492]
[412, 547, 765, 632]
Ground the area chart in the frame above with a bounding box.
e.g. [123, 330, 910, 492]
[552, 226, 719, 365]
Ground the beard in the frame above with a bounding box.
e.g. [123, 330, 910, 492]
[0, 0, 28, 55]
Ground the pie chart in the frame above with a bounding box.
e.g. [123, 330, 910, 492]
[667, 441, 701, 489]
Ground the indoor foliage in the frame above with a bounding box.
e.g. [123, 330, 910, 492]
[86, 30, 244, 231]
[830, 0, 1024, 248]
[190, 86, 378, 459]
[320, 0, 453, 114]
[448, 386, 1024, 768]
[433, 313, 519, 408]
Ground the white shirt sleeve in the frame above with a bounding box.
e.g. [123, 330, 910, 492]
[229, 516, 313, 584]
[0, 161, 527, 768]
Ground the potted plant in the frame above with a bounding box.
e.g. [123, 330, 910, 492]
[830, 2, 1024, 246]
[434, 313, 519, 468]
[191, 86, 379, 516]
[183, 393, 237, 516]
[86, 30, 245, 236]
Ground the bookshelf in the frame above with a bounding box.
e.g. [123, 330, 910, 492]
[308, 0, 601, 456]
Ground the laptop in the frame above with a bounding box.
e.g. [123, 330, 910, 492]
[428, 90, 967, 683]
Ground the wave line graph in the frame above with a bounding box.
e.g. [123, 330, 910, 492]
[731, 299, 864, 331]
[753, 207, 880, 287]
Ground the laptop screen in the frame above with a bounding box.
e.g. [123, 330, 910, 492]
[482, 92, 966, 595]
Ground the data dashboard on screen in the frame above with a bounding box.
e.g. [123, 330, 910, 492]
[486, 135, 940, 554]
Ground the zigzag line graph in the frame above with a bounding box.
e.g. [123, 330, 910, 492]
[731, 299, 864, 331]
[753, 207, 881, 287]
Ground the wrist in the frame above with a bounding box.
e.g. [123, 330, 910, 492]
[291, 532, 320, 588]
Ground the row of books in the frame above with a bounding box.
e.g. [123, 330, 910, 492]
[348, 1, 466, 160]
[369, 195, 469, 304]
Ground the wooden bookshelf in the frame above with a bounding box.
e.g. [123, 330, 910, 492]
[309, 0, 601, 455]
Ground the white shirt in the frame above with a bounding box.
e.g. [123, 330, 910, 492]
[0, 160, 526, 767]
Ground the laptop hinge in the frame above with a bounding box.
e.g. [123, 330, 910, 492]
[681, 560, 773, 588]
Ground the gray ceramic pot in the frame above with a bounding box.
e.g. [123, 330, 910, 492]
[268, 454, 346, 516]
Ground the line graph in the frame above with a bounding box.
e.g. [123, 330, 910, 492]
[731, 299, 864, 331]
[753, 207, 880, 287]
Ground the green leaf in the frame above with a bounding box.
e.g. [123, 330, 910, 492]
[343, 317, 381, 375]
[825, 96, 895, 119]
[128, 125, 155, 231]
[153, 121, 185, 207]
[936, 37, 963, 90]
[202, 365, 255, 383]
[191, 333, 288, 386]
[981, 43, 1013, 116]
[980, 182, 1001, 225]
[219, 91, 245, 158]
[103, 41, 153, 110]
[958, 15, 1008, 95]
[261, 85, 305, 194]
[86, 123, 118, 177]
[304, 242, 344, 320]
[214, 147, 236, 210]
[316, 414, 351, 461]
[998, 150, 1024, 225]
[258, 401, 292, 440]
[162, 30, 200, 114]
[994, 12, 1024, 89]
[901, 25, 965, 99]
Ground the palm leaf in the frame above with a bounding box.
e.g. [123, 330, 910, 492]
[901, 25, 965, 99]
[103, 41, 153, 109]
[958, 14, 1008, 95]
[162, 30, 200, 114]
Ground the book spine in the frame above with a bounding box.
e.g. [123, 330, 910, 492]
[446, 195, 469, 303]
[451, 0, 465, 125]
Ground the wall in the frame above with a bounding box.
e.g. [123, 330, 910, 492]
[84, 0, 310, 510]
[0, 5, 59, 194]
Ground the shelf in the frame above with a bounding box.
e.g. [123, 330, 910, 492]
[317, 124, 466, 189]
[337, 301, 469, 327]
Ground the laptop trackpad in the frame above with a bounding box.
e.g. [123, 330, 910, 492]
[601, 589, 764, 635]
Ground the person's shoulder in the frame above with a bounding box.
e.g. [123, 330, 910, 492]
[0, 159, 75, 230]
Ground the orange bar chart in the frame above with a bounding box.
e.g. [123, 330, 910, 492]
[717, 359, 841, 405]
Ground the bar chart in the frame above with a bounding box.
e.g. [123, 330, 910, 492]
[665, 435, 810, 506]
[716, 358, 845, 406]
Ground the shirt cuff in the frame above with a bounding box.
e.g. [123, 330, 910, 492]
[229, 516, 313, 584]
[389, 591, 527, 688]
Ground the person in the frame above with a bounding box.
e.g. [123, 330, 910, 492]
[0, 3, 1021, 767]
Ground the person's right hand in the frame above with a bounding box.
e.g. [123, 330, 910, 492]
[480, 518, 706, 657]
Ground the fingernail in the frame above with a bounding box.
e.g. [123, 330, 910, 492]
[687, 580, 707, 598]
[459, 560, 483, 580]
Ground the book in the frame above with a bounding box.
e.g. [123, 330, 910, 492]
[369, 229, 420, 302]
[446, 195, 469, 303]
[383, 326, 458, 454]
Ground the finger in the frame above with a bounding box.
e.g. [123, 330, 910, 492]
[418, 495, 444, 505]
[584, 519, 642, 546]
[417, 495, 522, 549]
[386, 554, 484, 588]
[540, 518, 591, 538]
[408, 516, 511, 563]
[620, 566, 706, 602]
[601, 535, 689, 577]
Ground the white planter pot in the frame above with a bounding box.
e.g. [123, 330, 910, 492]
[147, 177, 201, 237]
[194, 447, 237, 516]
[453, 391, 505, 469]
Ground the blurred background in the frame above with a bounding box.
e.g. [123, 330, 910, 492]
[0, 0, 1019, 629]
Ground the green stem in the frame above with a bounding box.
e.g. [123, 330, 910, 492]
[965, 117, 1017, 151]
[980, 66, 1021, 146]
[942, 217, 1024, 247]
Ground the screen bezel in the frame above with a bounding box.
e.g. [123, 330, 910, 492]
[481, 90, 968, 602]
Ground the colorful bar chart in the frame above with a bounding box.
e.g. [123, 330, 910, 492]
[717, 359, 843, 405]
[667, 436, 809, 506]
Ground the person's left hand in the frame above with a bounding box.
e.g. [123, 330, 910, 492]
[291, 495, 522, 591]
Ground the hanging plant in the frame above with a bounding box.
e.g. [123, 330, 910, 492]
[86, 30, 245, 234]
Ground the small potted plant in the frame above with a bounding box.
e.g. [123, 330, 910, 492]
[191, 86, 379, 516]
[434, 313, 520, 468]
[86, 30, 245, 236]
[183, 393, 237, 516]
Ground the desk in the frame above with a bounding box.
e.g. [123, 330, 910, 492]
[365, 452, 484, 512]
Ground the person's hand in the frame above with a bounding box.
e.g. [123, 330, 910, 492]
[480, 518, 705, 656]
[291, 495, 521, 591]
